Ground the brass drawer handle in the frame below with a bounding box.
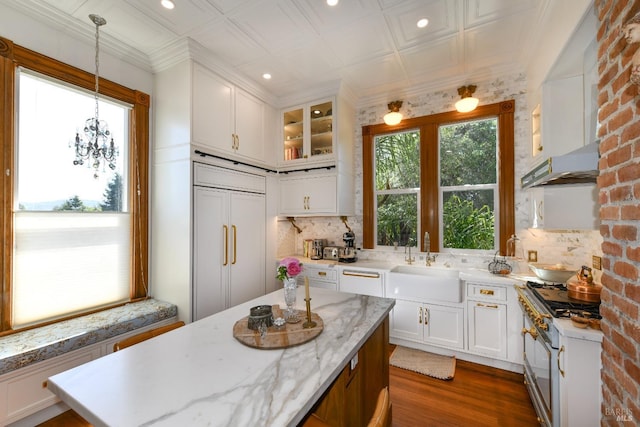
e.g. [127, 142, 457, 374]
[480, 289, 495, 296]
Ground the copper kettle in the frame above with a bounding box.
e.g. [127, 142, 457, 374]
[567, 266, 601, 303]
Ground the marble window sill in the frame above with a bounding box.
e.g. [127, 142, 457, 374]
[0, 299, 177, 375]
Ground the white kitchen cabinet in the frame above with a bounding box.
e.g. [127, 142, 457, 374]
[390, 299, 464, 349]
[529, 184, 599, 230]
[281, 99, 334, 164]
[193, 164, 266, 321]
[338, 267, 384, 297]
[466, 282, 508, 359]
[278, 172, 354, 216]
[297, 264, 337, 291]
[557, 331, 602, 427]
[192, 62, 265, 163]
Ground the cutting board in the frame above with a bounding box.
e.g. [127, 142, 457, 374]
[233, 304, 323, 349]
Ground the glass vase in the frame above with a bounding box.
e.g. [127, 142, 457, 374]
[283, 278, 300, 323]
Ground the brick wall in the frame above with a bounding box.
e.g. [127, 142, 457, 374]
[596, 0, 640, 425]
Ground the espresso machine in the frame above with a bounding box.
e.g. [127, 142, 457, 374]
[339, 231, 357, 263]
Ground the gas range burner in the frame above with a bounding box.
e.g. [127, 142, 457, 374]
[526, 281, 601, 319]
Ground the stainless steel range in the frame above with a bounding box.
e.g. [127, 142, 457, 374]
[515, 281, 600, 427]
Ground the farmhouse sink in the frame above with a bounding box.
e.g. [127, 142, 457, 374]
[388, 265, 462, 303]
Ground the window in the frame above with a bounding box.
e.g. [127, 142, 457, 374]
[0, 38, 150, 333]
[362, 101, 515, 254]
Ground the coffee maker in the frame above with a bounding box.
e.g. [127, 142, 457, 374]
[339, 231, 357, 263]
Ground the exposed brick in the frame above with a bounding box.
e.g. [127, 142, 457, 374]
[613, 294, 639, 320]
[609, 107, 635, 134]
[601, 223, 612, 237]
[600, 190, 610, 204]
[599, 98, 620, 122]
[603, 240, 624, 256]
[612, 224, 638, 240]
[613, 66, 631, 93]
[626, 282, 640, 304]
[601, 302, 622, 328]
[621, 205, 640, 220]
[603, 335, 624, 365]
[610, 185, 633, 202]
[603, 272, 625, 294]
[601, 205, 620, 220]
[606, 144, 633, 167]
[635, 182, 640, 199]
[620, 116, 640, 142]
[618, 163, 640, 182]
[612, 329, 637, 358]
[601, 61, 621, 89]
[613, 260, 639, 280]
[627, 245, 640, 262]
[622, 317, 640, 345]
[599, 168, 618, 186]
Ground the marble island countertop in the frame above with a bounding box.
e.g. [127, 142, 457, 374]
[47, 287, 395, 427]
[0, 299, 177, 375]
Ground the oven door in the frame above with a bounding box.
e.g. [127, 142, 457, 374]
[523, 315, 553, 426]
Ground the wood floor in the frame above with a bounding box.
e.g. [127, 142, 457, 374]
[39, 349, 539, 427]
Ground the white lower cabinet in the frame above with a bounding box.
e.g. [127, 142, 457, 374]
[466, 283, 508, 359]
[297, 264, 337, 290]
[338, 267, 384, 297]
[558, 331, 602, 426]
[390, 299, 464, 349]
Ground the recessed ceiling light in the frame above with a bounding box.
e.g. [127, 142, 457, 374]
[262, 73, 272, 80]
[327, 0, 339, 6]
[417, 18, 429, 28]
[161, 0, 175, 10]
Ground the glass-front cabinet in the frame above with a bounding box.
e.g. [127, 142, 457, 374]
[282, 99, 334, 165]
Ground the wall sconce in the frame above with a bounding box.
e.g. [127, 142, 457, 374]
[383, 101, 403, 125]
[455, 85, 479, 113]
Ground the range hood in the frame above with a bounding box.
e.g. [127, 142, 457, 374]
[521, 142, 599, 188]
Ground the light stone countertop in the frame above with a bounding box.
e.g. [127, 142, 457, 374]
[47, 287, 395, 427]
[0, 299, 177, 375]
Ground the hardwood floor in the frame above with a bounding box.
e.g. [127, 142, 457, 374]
[39, 351, 539, 427]
[389, 353, 539, 426]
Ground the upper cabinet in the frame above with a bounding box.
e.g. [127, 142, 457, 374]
[192, 63, 266, 164]
[281, 98, 334, 165]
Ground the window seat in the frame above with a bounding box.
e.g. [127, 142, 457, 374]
[0, 299, 177, 375]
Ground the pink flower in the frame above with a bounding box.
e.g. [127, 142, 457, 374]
[277, 257, 303, 280]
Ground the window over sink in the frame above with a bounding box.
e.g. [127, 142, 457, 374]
[362, 100, 515, 254]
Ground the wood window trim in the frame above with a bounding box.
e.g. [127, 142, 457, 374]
[0, 36, 150, 335]
[362, 100, 515, 254]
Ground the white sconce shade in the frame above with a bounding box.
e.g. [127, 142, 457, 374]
[455, 85, 479, 113]
[384, 101, 403, 125]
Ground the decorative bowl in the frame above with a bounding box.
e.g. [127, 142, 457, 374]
[528, 263, 576, 283]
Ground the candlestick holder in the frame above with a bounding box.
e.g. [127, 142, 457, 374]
[303, 298, 317, 329]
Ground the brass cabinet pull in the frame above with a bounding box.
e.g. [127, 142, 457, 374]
[558, 345, 565, 377]
[235, 134, 239, 149]
[418, 307, 422, 324]
[42, 380, 47, 389]
[480, 289, 494, 296]
[318, 271, 327, 276]
[231, 225, 237, 265]
[223, 225, 228, 266]
[477, 303, 498, 309]
[424, 307, 429, 325]
[342, 270, 380, 278]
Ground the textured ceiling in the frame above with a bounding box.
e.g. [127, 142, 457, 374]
[6, 0, 552, 104]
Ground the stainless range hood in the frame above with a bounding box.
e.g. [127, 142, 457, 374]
[521, 142, 599, 188]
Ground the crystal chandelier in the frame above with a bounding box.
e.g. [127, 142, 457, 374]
[72, 14, 118, 178]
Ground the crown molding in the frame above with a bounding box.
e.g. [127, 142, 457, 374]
[4, 0, 152, 73]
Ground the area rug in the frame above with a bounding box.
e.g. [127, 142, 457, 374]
[390, 346, 456, 380]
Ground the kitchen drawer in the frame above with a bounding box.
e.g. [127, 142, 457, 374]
[301, 266, 337, 283]
[466, 283, 507, 302]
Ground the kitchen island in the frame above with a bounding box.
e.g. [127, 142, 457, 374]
[47, 287, 395, 427]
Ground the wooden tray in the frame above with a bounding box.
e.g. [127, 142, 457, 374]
[233, 304, 323, 349]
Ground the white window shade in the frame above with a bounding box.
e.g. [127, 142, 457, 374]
[12, 212, 130, 328]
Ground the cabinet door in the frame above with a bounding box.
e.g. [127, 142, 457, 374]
[467, 301, 507, 358]
[193, 187, 229, 321]
[278, 175, 337, 215]
[235, 88, 265, 162]
[228, 192, 266, 307]
[389, 300, 423, 342]
[309, 100, 333, 159]
[192, 64, 234, 153]
[423, 303, 464, 349]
